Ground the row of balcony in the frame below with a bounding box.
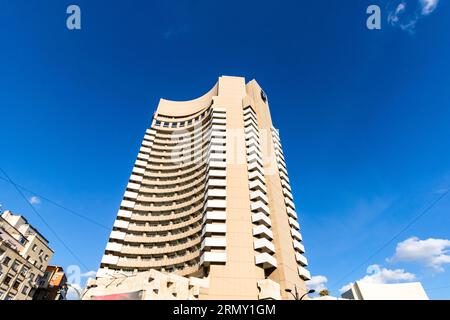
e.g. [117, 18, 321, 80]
[270, 126, 310, 280]
[244, 106, 277, 270]
[198, 109, 228, 268]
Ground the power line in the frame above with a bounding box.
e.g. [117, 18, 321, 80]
[330, 188, 450, 290]
[0, 175, 109, 230]
[0, 167, 90, 270]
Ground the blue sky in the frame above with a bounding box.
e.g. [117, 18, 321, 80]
[1, 0, 449, 299]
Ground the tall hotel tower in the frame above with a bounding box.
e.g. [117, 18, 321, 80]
[89, 76, 310, 300]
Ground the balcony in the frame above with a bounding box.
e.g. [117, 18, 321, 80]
[247, 162, 264, 173]
[101, 254, 119, 265]
[129, 174, 143, 183]
[283, 188, 293, 200]
[208, 160, 226, 169]
[245, 131, 259, 142]
[247, 153, 263, 166]
[204, 199, 227, 210]
[286, 207, 297, 219]
[248, 170, 265, 183]
[203, 211, 226, 222]
[244, 127, 259, 136]
[109, 231, 126, 240]
[113, 219, 130, 229]
[205, 189, 226, 198]
[202, 223, 226, 236]
[137, 152, 150, 161]
[132, 167, 145, 175]
[252, 212, 272, 227]
[253, 225, 273, 240]
[135, 159, 147, 167]
[105, 242, 123, 253]
[246, 145, 261, 157]
[253, 238, 275, 253]
[285, 198, 296, 210]
[288, 217, 300, 230]
[279, 170, 290, 183]
[255, 253, 277, 269]
[127, 182, 140, 191]
[200, 252, 227, 265]
[124, 191, 138, 200]
[298, 265, 311, 280]
[245, 139, 260, 149]
[250, 190, 269, 204]
[206, 179, 226, 188]
[249, 180, 267, 193]
[139, 146, 151, 154]
[117, 210, 132, 218]
[290, 228, 302, 241]
[295, 253, 308, 266]
[120, 200, 135, 209]
[281, 179, 291, 191]
[201, 237, 226, 250]
[293, 240, 305, 253]
[251, 201, 270, 215]
[207, 169, 226, 179]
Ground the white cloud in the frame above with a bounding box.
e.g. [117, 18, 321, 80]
[339, 264, 415, 293]
[307, 275, 328, 292]
[420, 0, 439, 15]
[29, 196, 41, 205]
[388, 2, 407, 24]
[389, 237, 450, 272]
[81, 270, 97, 278]
[388, 0, 440, 33]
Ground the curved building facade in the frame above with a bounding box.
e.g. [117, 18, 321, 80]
[94, 76, 310, 300]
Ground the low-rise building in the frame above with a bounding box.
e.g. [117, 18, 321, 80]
[33, 265, 68, 300]
[0, 210, 54, 300]
[341, 281, 429, 300]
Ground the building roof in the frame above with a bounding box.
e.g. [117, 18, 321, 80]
[342, 281, 429, 300]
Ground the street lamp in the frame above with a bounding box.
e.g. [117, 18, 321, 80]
[64, 283, 86, 300]
[285, 287, 315, 300]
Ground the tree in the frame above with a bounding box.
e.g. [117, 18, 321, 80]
[319, 289, 329, 297]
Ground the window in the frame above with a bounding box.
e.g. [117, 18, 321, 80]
[3, 275, 12, 286]
[21, 286, 29, 295]
[21, 266, 30, 276]
[29, 273, 35, 281]
[11, 261, 20, 272]
[260, 89, 268, 102]
[44, 255, 49, 262]
[39, 249, 43, 256]
[2, 256, 11, 266]
[12, 281, 20, 290]
[32, 244, 37, 251]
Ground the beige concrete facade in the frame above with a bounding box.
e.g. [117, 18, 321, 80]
[0, 211, 54, 300]
[94, 76, 310, 300]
